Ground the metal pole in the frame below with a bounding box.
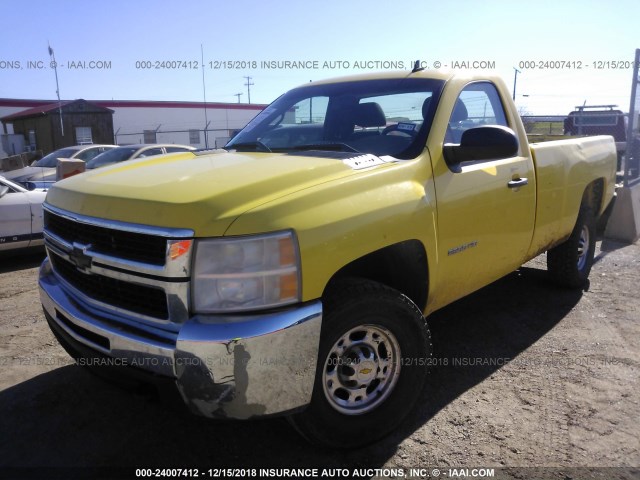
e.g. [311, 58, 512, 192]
[512, 67, 521, 101]
[624, 49, 640, 188]
[244, 76, 254, 104]
[577, 101, 587, 136]
[201, 44, 209, 149]
[48, 43, 64, 140]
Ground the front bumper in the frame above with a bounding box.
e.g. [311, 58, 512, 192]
[39, 258, 322, 419]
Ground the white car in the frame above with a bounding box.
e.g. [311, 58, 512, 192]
[0, 176, 47, 251]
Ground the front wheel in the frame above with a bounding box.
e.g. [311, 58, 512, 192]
[288, 279, 431, 448]
[547, 205, 596, 288]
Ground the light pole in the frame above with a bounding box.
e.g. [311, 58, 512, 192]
[201, 44, 209, 149]
[513, 67, 521, 101]
[48, 43, 64, 139]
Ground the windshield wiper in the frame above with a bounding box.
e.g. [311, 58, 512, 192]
[225, 141, 272, 153]
[290, 142, 359, 153]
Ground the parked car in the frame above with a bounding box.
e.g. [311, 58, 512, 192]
[3, 145, 117, 183]
[0, 176, 47, 251]
[85, 144, 196, 169]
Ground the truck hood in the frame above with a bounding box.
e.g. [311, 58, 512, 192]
[45, 150, 370, 236]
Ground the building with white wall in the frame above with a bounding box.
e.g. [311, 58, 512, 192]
[0, 98, 266, 156]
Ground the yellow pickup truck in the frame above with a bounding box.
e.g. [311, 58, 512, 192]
[39, 70, 616, 448]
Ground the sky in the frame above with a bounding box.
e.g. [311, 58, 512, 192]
[1, 0, 639, 115]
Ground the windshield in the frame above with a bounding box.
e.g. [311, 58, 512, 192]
[0, 176, 27, 192]
[33, 148, 79, 167]
[226, 77, 444, 159]
[86, 147, 139, 169]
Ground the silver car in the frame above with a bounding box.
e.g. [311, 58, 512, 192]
[3, 144, 117, 183]
[86, 144, 196, 169]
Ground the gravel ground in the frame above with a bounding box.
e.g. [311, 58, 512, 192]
[0, 240, 638, 480]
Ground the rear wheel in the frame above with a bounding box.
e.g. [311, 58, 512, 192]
[288, 279, 431, 448]
[547, 206, 596, 288]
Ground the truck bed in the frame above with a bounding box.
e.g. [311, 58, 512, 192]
[527, 135, 616, 258]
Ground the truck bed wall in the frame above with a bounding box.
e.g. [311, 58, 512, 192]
[527, 135, 616, 258]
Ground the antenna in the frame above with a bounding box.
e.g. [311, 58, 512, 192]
[412, 60, 425, 73]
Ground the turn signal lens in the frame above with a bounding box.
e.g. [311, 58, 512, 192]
[169, 239, 192, 260]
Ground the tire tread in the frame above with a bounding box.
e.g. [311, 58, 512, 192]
[547, 206, 596, 288]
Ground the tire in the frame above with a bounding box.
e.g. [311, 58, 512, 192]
[547, 205, 596, 288]
[288, 278, 432, 448]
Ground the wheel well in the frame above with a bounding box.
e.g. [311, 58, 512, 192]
[323, 240, 429, 311]
[582, 178, 605, 214]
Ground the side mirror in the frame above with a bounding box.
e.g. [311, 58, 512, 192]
[0, 185, 9, 199]
[443, 125, 519, 167]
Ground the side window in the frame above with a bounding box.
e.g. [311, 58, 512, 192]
[165, 146, 190, 153]
[287, 96, 329, 125]
[76, 148, 101, 161]
[138, 147, 164, 158]
[446, 82, 508, 143]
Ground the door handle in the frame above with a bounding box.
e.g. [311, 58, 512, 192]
[507, 177, 528, 189]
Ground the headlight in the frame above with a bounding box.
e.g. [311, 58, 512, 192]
[192, 231, 300, 313]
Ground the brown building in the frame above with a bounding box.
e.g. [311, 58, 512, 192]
[0, 99, 114, 155]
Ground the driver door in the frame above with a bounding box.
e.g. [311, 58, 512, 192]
[432, 82, 536, 306]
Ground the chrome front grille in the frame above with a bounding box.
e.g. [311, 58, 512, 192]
[49, 251, 169, 319]
[43, 204, 194, 328]
[45, 210, 168, 265]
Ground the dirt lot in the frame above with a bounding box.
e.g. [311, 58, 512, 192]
[0, 240, 638, 479]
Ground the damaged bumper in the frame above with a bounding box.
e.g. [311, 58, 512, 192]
[39, 258, 322, 419]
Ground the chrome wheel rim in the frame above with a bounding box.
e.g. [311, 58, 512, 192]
[322, 324, 401, 415]
[577, 225, 590, 271]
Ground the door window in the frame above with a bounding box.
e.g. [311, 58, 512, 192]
[446, 82, 508, 144]
[137, 147, 164, 158]
[76, 147, 102, 161]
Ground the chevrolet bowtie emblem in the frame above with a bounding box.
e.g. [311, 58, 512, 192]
[359, 368, 372, 375]
[68, 243, 93, 271]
